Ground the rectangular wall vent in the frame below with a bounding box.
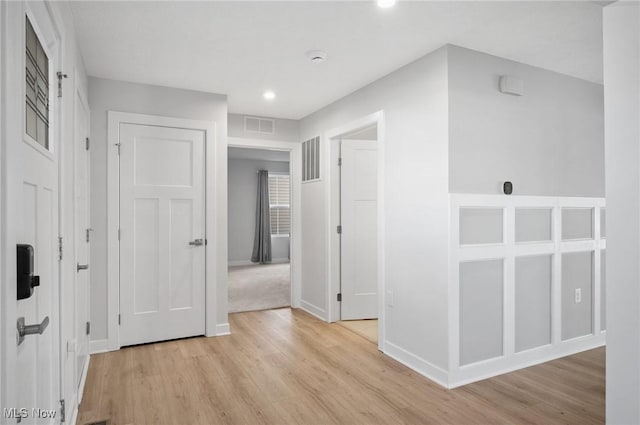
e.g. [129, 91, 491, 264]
[302, 136, 320, 182]
[244, 116, 275, 134]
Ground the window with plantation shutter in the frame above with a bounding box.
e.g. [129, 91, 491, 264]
[268, 173, 290, 236]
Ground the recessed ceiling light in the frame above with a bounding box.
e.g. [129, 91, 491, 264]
[263, 90, 276, 101]
[377, 0, 396, 8]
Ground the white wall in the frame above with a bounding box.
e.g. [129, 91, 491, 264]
[298, 43, 606, 386]
[299, 46, 451, 372]
[89, 77, 228, 341]
[228, 158, 290, 263]
[604, 3, 640, 424]
[228, 113, 299, 142]
[448, 45, 604, 197]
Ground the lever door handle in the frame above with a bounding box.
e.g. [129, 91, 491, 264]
[77, 263, 89, 272]
[189, 238, 204, 247]
[17, 316, 49, 345]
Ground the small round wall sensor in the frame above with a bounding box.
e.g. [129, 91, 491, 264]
[306, 50, 327, 64]
[503, 181, 513, 195]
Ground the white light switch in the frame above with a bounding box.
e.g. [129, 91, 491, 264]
[575, 288, 582, 304]
[387, 291, 394, 307]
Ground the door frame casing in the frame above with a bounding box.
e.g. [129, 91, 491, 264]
[325, 110, 386, 352]
[72, 73, 90, 401]
[227, 137, 302, 309]
[105, 111, 220, 352]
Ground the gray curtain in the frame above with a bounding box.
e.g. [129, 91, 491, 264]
[251, 170, 272, 263]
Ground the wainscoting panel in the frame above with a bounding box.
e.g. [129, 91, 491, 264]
[515, 254, 552, 352]
[449, 194, 605, 387]
[515, 208, 553, 243]
[459, 259, 504, 365]
[459, 208, 504, 245]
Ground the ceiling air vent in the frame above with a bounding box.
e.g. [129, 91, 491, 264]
[244, 116, 275, 134]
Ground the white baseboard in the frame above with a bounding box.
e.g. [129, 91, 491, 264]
[299, 300, 328, 322]
[228, 258, 290, 267]
[215, 323, 231, 336]
[448, 333, 606, 388]
[384, 341, 450, 388]
[78, 355, 90, 404]
[89, 338, 111, 354]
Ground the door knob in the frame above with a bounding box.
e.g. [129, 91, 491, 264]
[189, 238, 204, 247]
[17, 316, 49, 345]
[77, 263, 89, 272]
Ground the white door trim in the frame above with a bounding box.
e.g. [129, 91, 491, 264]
[227, 137, 302, 309]
[324, 110, 386, 353]
[105, 111, 219, 351]
[0, 1, 6, 410]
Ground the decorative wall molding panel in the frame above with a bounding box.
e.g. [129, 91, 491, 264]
[449, 194, 606, 388]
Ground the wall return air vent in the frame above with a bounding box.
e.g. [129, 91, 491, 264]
[244, 116, 275, 134]
[302, 136, 320, 182]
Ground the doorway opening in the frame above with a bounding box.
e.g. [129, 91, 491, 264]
[331, 123, 381, 346]
[227, 146, 294, 313]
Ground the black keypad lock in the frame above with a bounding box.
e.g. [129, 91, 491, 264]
[17, 244, 40, 300]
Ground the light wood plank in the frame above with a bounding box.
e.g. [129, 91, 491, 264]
[78, 308, 605, 425]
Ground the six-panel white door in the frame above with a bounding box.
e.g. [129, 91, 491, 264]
[119, 123, 206, 346]
[340, 139, 378, 320]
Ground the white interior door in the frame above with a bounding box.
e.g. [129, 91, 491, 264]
[74, 91, 90, 388]
[119, 123, 206, 347]
[13, 8, 61, 424]
[340, 139, 378, 320]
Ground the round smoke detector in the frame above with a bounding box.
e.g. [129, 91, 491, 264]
[306, 50, 327, 64]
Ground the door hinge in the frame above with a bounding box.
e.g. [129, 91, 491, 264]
[59, 399, 66, 422]
[86, 321, 90, 335]
[58, 236, 63, 261]
[115, 143, 121, 155]
[85, 137, 90, 151]
[118, 314, 121, 325]
[338, 157, 342, 166]
[56, 72, 68, 98]
[336, 225, 342, 234]
[86, 228, 90, 243]
[337, 293, 342, 302]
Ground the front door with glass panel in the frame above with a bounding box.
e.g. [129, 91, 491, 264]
[14, 11, 61, 424]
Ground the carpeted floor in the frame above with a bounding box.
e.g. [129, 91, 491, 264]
[228, 263, 291, 313]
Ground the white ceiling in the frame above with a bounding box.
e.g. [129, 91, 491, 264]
[70, 1, 604, 120]
[228, 147, 290, 162]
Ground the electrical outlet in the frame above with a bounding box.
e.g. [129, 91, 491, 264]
[387, 290, 394, 307]
[575, 288, 582, 304]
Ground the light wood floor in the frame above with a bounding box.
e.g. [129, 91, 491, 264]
[78, 308, 604, 425]
[337, 319, 378, 344]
